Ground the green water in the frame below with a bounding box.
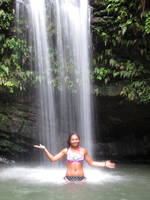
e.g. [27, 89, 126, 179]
[0, 164, 149, 200]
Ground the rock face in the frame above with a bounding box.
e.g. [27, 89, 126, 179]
[0, 92, 39, 162]
[93, 95, 150, 161]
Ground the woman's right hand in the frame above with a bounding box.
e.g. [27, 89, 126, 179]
[33, 144, 46, 150]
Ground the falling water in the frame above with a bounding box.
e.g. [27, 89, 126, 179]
[16, 0, 58, 156]
[55, 0, 93, 154]
[16, 0, 93, 159]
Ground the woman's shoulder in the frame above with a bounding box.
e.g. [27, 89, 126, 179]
[62, 147, 68, 154]
[79, 146, 87, 154]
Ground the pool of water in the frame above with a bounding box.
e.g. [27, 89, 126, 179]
[0, 164, 149, 200]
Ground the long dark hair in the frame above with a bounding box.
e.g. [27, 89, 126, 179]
[67, 133, 80, 147]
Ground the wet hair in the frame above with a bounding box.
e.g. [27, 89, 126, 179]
[67, 133, 80, 147]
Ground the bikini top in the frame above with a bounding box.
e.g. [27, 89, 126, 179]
[66, 146, 84, 163]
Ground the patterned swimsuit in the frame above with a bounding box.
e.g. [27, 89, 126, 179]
[64, 147, 86, 182]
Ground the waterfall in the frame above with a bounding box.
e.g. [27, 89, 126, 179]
[16, 0, 93, 160]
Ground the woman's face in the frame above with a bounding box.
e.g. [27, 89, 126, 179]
[70, 135, 80, 147]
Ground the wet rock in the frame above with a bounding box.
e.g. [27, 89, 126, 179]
[0, 156, 15, 166]
[0, 93, 39, 161]
[94, 95, 150, 160]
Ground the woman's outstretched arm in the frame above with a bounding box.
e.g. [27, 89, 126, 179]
[84, 150, 115, 168]
[34, 144, 66, 162]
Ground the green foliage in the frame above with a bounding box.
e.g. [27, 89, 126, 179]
[0, 0, 36, 93]
[0, 0, 14, 31]
[144, 11, 150, 34]
[0, 36, 35, 92]
[0, 113, 8, 122]
[92, 0, 150, 103]
[121, 80, 150, 103]
[93, 67, 111, 84]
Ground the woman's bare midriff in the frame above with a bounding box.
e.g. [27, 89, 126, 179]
[66, 162, 84, 176]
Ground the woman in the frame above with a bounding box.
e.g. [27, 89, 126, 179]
[34, 133, 115, 182]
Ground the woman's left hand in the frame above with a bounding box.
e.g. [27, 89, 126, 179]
[105, 160, 116, 168]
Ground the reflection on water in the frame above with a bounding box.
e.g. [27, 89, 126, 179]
[0, 164, 150, 200]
